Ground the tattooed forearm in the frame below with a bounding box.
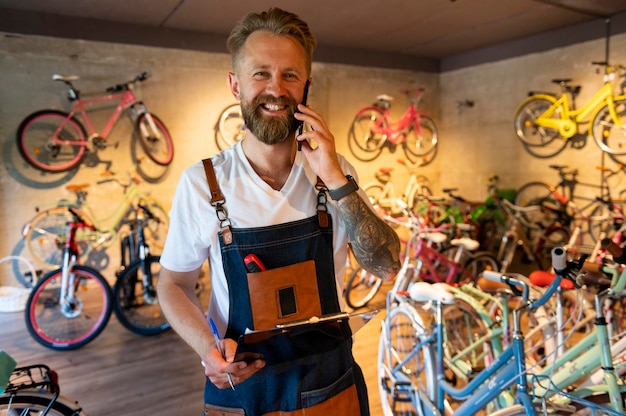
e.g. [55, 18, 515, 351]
[337, 192, 401, 281]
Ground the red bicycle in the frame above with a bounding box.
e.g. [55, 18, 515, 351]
[16, 71, 174, 173]
[348, 87, 438, 162]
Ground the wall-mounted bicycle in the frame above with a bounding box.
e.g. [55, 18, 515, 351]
[348, 87, 438, 163]
[16, 71, 174, 174]
[514, 62, 626, 158]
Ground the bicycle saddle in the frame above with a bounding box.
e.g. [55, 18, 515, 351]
[409, 282, 455, 304]
[52, 74, 79, 82]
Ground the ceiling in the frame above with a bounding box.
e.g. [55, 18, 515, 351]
[1, 0, 626, 72]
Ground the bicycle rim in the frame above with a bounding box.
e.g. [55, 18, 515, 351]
[344, 267, 383, 309]
[592, 99, 626, 155]
[25, 266, 112, 350]
[17, 110, 87, 172]
[24, 207, 93, 271]
[514, 97, 561, 146]
[378, 304, 435, 416]
[348, 107, 385, 161]
[113, 256, 170, 336]
[0, 393, 87, 416]
[215, 103, 245, 150]
[136, 113, 174, 165]
[404, 116, 438, 158]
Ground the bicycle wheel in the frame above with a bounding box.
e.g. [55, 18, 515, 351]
[378, 303, 435, 416]
[463, 251, 499, 281]
[514, 95, 568, 157]
[215, 103, 246, 150]
[113, 255, 170, 336]
[139, 197, 170, 252]
[348, 106, 386, 162]
[23, 207, 93, 271]
[25, 266, 112, 350]
[588, 202, 615, 243]
[514, 181, 560, 228]
[591, 98, 626, 155]
[404, 115, 438, 158]
[0, 392, 88, 416]
[16, 110, 87, 172]
[344, 266, 383, 309]
[135, 113, 174, 166]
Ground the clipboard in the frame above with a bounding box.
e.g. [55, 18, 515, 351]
[234, 310, 380, 365]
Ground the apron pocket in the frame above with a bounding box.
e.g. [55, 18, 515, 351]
[247, 260, 321, 330]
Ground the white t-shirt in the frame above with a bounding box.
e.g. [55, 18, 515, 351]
[160, 142, 359, 330]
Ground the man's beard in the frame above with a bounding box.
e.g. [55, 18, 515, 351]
[240, 94, 300, 145]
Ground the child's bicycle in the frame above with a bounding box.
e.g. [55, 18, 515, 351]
[348, 87, 438, 163]
[0, 349, 88, 415]
[16, 70, 174, 173]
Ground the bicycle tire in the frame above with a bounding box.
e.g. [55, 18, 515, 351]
[135, 113, 174, 166]
[25, 265, 112, 350]
[591, 98, 626, 155]
[0, 392, 88, 416]
[215, 103, 246, 150]
[588, 202, 615, 243]
[363, 183, 393, 218]
[463, 251, 499, 282]
[514, 181, 561, 229]
[113, 255, 170, 336]
[378, 302, 435, 416]
[348, 106, 386, 162]
[513, 95, 562, 145]
[23, 207, 93, 271]
[16, 109, 88, 172]
[404, 115, 438, 158]
[344, 266, 383, 309]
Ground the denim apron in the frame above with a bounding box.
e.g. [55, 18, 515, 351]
[201, 159, 368, 416]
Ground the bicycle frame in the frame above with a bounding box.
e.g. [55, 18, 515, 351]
[55, 88, 146, 146]
[371, 91, 426, 145]
[534, 76, 625, 139]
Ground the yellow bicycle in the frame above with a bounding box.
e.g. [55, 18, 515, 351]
[514, 62, 626, 158]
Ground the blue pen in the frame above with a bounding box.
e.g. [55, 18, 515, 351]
[209, 318, 235, 390]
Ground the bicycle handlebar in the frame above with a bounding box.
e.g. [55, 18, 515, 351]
[601, 238, 626, 264]
[105, 70, 151, 93]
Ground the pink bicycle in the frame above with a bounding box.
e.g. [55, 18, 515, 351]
[348, 87, 438, 162]
[16, 71, 174, 173]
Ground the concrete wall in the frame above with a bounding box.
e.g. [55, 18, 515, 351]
[0, 33, 439, 285]
[1, 31, 625, 285]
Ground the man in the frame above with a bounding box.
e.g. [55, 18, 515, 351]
[158, 7, 400, 416]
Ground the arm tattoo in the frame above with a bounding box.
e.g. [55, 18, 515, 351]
[337, 192, 401, 281]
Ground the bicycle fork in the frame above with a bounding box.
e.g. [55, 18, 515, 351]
[59, 250, 82, 319]
[130, 102, 161, 141]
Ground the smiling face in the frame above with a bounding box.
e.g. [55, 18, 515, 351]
[229, 30, 309, 145]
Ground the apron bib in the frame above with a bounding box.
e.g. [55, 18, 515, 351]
[201, 159, 369, 416]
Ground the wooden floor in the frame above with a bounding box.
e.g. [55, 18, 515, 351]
[0, 279, 392, 416]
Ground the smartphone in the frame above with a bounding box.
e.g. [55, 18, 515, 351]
[244, 253, 266, 273]
[296, 79, 310, 151]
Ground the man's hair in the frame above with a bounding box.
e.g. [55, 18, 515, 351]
[227, 7, 317, 75]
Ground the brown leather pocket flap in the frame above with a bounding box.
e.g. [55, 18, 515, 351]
[247, 260, 321, 331]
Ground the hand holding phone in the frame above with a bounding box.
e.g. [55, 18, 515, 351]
[296, 80, 310, 151]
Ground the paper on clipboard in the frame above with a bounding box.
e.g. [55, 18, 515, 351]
[234, 310, 380, 365]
